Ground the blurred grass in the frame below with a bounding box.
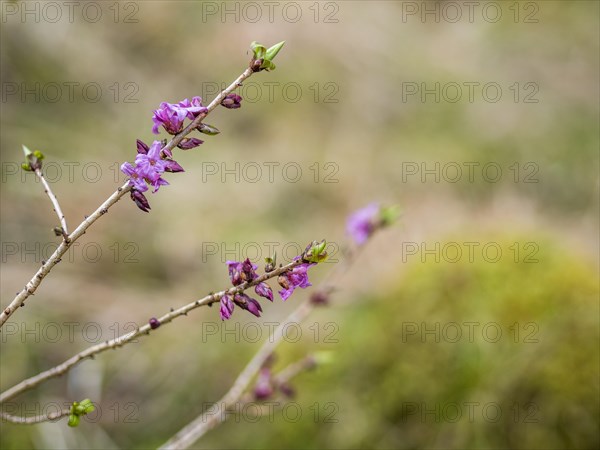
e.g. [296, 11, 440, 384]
[1, 1, 599, 449]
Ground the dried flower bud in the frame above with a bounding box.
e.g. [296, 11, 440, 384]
[278, 274, 290, 290]
[251, 58, 263, 72]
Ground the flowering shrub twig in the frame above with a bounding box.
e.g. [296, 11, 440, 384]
[159, 208, 398, 448]
[1, 38, 399, 449]
[0, 42, 284, 328]
[0, 249, 322, 410]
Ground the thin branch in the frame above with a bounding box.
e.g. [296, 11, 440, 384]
[160, 244, 366, 449]
[0, 180, 131, 329]
[35, 168, 69, 237]
[0, 66, 255, 329]
[272, 355, 316, 386]
[0, 409, 70, 425]
[0, 259, 303, 405]
[160, 302, 313, 449]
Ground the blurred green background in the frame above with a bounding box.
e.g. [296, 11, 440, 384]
[1, 1, 598, 449]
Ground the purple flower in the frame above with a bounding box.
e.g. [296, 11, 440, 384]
[221, 93, 242, 109]
[278, 263, 314, 301]
[152, 97, 207, 135]
[234, 293, 263, 318]
[346, 203, 380, 245]
[177, 96, 208, 119]
[254, 368, 273, 400]
[177, 137, 204, 150]
[131, 189, 151, 212]
[220, 294, 235, 320]
[149, 317, 161, 329]
[121, 162, 148, 192]
[227, 258, 258, 286]
[135, 141, 169, 183]
[152, 102, 188, 135]
[255, 282, 273, 302]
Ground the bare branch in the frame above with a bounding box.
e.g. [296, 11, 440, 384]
[34, 168, 69, 237]
[0, 409, 70, 425]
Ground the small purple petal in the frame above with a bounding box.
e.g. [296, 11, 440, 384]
[150, 176, 169, 193]
[178, 96, 208, 119]
[121, 162, 148, 192]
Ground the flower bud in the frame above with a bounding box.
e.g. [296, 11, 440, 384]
[164, 159, 185, 173]
[177, 137, 204, 150]
[302, 239, 328, 263]
[264, 252, 277, 272]
[197, 123, 220, 135]
[149, 317, 161, 329]
[22, 145, 44, 171]
[245, 297, 263, 317]
[234, 293, 263, 318]
[131, 189, 151, 213]
[220, 294, 235, 320]
[265, 41, 285, 62]
[221, 93, 242, 109]
[136, 139, 149, 154]
[255, 282, 273, 302]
